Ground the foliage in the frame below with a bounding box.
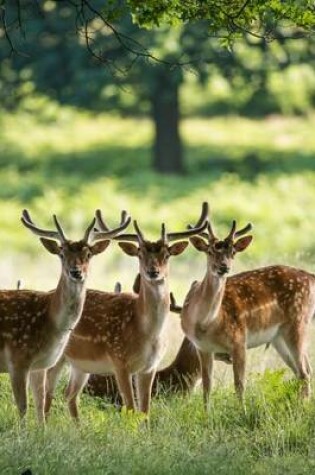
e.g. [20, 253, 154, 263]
[127, 0, 315, 37]
[2, 1, 314, 57]
[0, 2, 314, 114]
[1, 1, 314, 173]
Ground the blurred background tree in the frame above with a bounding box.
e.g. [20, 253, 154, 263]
[0, 0, 314, 289]
[0, 1, 314, 173]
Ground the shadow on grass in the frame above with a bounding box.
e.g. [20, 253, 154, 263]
[0, 139, 314, 202]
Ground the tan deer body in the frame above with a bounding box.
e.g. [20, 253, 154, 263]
[45, 204, 209, 418]
[182, 215, 315, 406]
[0, 210, 130, 421]
[0, 285, 84, 374]
[84, 279, 231, 404]
[85, 337, 202, 403]
[183, 265, 315, 352]
[46, 288, 170, 418]
[68, 287, 168, 374]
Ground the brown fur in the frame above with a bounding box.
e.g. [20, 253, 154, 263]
[183, 228, 315, 407]
[83, 278, 232, 405]
[0, 243, 91, 422]
[45, 240, 190, 419]
[1, 210, 128, 422]
[85, 337, 201, 403]
[45, 203, 210, 420]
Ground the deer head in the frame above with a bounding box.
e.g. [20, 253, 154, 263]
[95, 203, 209, 284]
[21, 209, 131, 283]
[189, 214, 253, 277]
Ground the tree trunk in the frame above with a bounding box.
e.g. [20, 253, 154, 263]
[151, 70, 184, 174]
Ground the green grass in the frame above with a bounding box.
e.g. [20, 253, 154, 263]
[1, 105, 315, 473]
[1, 371, 315, 474]
[0, 106, 315, 292]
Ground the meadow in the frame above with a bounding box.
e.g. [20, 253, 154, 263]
[0, 105, 315, 473]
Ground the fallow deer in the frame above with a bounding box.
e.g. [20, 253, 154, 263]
[181, 211, 315, 408]
[0, 209, 130, 421]
[85, 277, 231, 404]
[45, 204, 209, 419]
[85, 338, 202, 404]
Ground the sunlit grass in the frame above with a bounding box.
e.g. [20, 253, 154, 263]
[0, 108, 314, 292]
[182, 115, 315, 152]
[1, 107, 315, 473]
[1, 372, 315, 474]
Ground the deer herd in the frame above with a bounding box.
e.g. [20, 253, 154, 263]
[0, 202, 315, 424]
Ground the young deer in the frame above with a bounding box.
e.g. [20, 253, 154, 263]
[85, 277, 231, 404]
[181, 213, 315, 408]
[45, 204, 208, 419]
[0, 209, 130, 421]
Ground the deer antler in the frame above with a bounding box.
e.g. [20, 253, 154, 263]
[21, 210, 67, 243]
[226, 220, 237, 242]
[166, 202, 209, 242]
[115, 203, 209, 244]
[83, 218, 96, 244]
[161, 223, 167, 244]
[226, 220, 253, 242]
[91, 210, 131, 242]
[133, 220, 145, 245]
[189, 217, 252, 243]
[187, 202, 214, 241]
[234, 223, 253, 238]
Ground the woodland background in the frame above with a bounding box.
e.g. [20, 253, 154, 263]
[0, 1, 315, 473]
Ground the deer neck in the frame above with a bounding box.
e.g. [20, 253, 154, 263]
[137, 277, 170, 335]
[196, 268, 226, 328]
[50, 274, 86, 334]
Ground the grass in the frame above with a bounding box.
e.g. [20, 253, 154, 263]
[1, 104, 315, 473]
[0, 106, 315, 293]
[1, 371, 315, 474]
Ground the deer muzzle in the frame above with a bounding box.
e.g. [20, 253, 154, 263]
[147, 269, 160, 280]
[69, 267, 84, 282]
[217, 264, 230, 276]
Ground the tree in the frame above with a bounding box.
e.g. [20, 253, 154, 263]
[1, 1, 314, 57]
[0, 1, 314, 173]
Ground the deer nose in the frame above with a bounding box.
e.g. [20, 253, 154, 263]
[218, 264, 230, 275]
[147, 269, 159, 279]
[69, 268, 83, 281]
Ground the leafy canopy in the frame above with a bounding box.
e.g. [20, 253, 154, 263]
[126, 1, 315, 37]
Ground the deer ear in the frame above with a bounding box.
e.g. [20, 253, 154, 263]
[39, 238, 61, 255]
[168, 241, 189, 256]
[118, 242, 139, 256]
[234, 235, 253, 253]
[189, 236, 208, 252]
[90, 240, 110, 255]
[132, 273, 141, 293]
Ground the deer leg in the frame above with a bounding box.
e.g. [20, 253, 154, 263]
[272, 335, 298, 375]
[114, 367, 135, 411]
[137, 371, 156, 414]
[65, 367, 89, 421]
[283, 332, 311, 399]
[9, 367, 29, 419]
[30, 370, 46, 424]
[291, 354, 310, 399]
[232, 343, 246, 403]
[304, 354, 312, 377]
[45, 355, 66, 416]
[198, 350, 214, 410]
